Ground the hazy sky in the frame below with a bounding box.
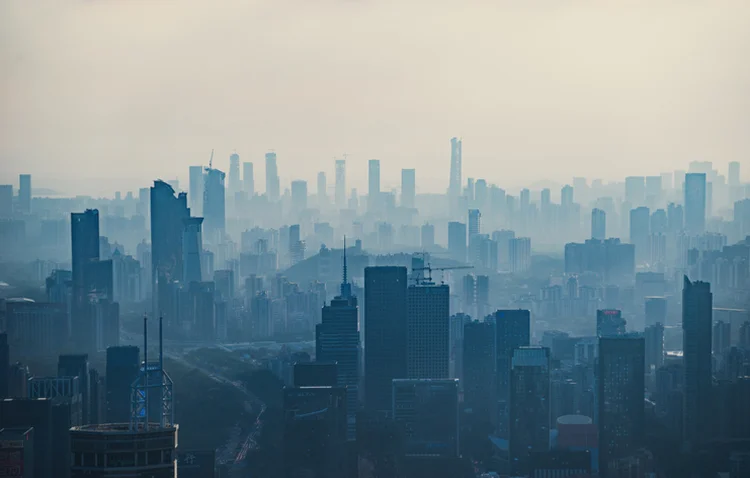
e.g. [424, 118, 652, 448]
[1, 0, 749, 197]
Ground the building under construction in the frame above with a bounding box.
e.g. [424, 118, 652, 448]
[70, 316, 178, 477]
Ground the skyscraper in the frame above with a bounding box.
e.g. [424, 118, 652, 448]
[421, 223, 435, 249]
[71, 209, 100, 350]
[598, 336, 645, 475]
[493, 309, 531, 438]
[463, 321, 496, 421]
[401, 168, 416, 209]
[291, 180, 308, 212]
[105, 345, 140, 423]
[265, 151, 280, 201]
[202, 167, 226, 243]
[509, 346, 550, 476]
[317, 171, 327, 204]
[468, 209, 481, 237]
[684, 173, 707, 234]
[182, 217, 203, 285]
[682, 277, 712, 451]
[316, 261, 360, 439]
[335, 159, 346, 208]
[448, 221, 467, 263]
[644, 323, 665, 373]
[728, 161, 741, 188]
[629, 207, 650, 263]
[228, 152, 241, 196]
[625, 176, 646, 206]
[597, 309, 626, 337]
[0, 184, 12, 218]
[58, 354, 90, 425]
[188, 165, 204, 215]
[591, 208, 606, 240]
[150, 180, 189, 323]
[364, 266, 408, 414]
[407, 283, 450, 379]
[368, 159, 380, 211]
[18, 173, 31, 214]
[449, 137, 462, 200]
[243, 161, 255, 196]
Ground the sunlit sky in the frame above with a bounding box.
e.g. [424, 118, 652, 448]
[1, 0, 749, 197]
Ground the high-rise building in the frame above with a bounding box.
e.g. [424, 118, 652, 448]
[368, 159, 381, 211]
[18, 173, 31, 214]
[188, 165, 204, 216]
[629, 207, 650, 263]
[493, 309, 531, 438]
[283, 386, 347, 478]
[182, 217, 203, 285]
[449, 137, 462, 199]
[682, 276, 712, 451]
[598, 336, 645, 475]
[592, 208, 606, 240]
[27, 376, 83, 426]
[392, 379, 459, 457]
[421, 223, 435, 249]
[265, 152, 280, 201]
[407, 284, 450, 379]
[150, 180, 190, 323]
[401, 168, 416, 209]
[728, 161, 741, 187]
[684, 173, 707, 234]
[463, 321, 496, 421]
[105, 346, 140, 424]
[364, 266, 408, 414]
[561, 184, 574, 208]
[597, 309, 626, 337]
[291, 180, 308, 212]
[317, 171, 327, 204]
[644, 323, 665, 373]
[228, 152, 241, 196]
[0, 333, 8, 398]
[334, 159, 346, 208]
[448, 221, 467, 263]
[509, 237, 531, 273]
[625, 176, 646, 206]
[644, 296, 667, 327]
[202, 167, 226, 243]
[0, 184, 13, 218]
[58, 354, 90, 425]
[468, 209, 481, 237]
[243, 161, 254, 196]
[316, 265, 359, 439]
[509, 347, 550, 476]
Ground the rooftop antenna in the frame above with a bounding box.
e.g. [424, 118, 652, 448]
[209, 149, 214, 169]
[340, 236, 351, 299]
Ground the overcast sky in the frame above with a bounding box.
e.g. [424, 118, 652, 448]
[1, 0, 749, 197]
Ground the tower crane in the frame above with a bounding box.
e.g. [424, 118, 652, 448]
[411, 263, 474, 285]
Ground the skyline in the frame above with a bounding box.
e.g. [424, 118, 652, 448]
[3, 0, 750, 195]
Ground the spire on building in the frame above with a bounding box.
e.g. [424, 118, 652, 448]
[340, 236, 351, 299]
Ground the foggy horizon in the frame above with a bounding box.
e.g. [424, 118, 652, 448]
[3, 0, 750, 196]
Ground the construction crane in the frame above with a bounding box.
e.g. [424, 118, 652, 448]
[208, 149, 214, 169]
[411, 264, 474, 285]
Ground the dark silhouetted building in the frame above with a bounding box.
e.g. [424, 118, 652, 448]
[509, 346, 550, 476]
[106, 346, 140, 423]
[407, 284, 450, 379]
[597, 309, 626, 337]
[462, 320, 496, 421]
[364, 266, 408, 414]
[71, 209, 100, 349]
[0, 427, 34, 478]
[598, 336, 645, 477]
[294, 362, 337, 387]
[494, 309, 531, 438]
[58, 355, 90, 425]
[0, 333, 8, 398]
[684, 173, 706, 234]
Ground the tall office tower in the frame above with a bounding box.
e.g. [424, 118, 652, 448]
[291, 180, 308, 212]
[228, 152, 241, 196]
[317, 171, 327, 204]
[71, 209, 100, 350]
[684, 173, 707, 234]
[18, 173, 31, 214]
[283, 386, 347, 478]
[289, 224, 304, 265]
[364, 266, 408, 413]
[625, 176, 646, 206]
[591, 208, 606, 240]
[368, 159, 381, 211]
[468, 209, 481, 236]
[598, 336, 645, 476]
[650, 208, 668, 235]
[449, 137, 462, 200]
[316, 262, 359, 439]
[150, 180, 190, 323]
[644, 296, 667, 327]
[265, 151, 280, 201]
[463, 321, 496, 421]
[494, 309, 531, 438]
[105, 346, 139, 423]
[334, 159, 346, 208]
[682, 277, 712, 451]
[629, 207, 650, 263]
[561, 185, 574, 208]
[448, 221, 467, 263]
[509, 347, 550, 476]
[58, 354, 91, 425]
[202, 167, 226, 243]
[407, 283, 450, 379]
[728, 161, 741, 187]
[0, 184, 12, 218]
[475, 179, 489, 209]
[0, 333, 8, 398]
[509, 237, 532, 273]
[597, 309, 626, 337]
[401, 168, 416, 209]
[667, 202, 684, 233]
[421, 223, 435, 249]
[188, 165, 204, 215]
[243, 161, 254, 196]
[645, 176, 662, 205]
[644, 323, 665, 373]
[392, 379, 460, 457]
[182, 217, 203, 284]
